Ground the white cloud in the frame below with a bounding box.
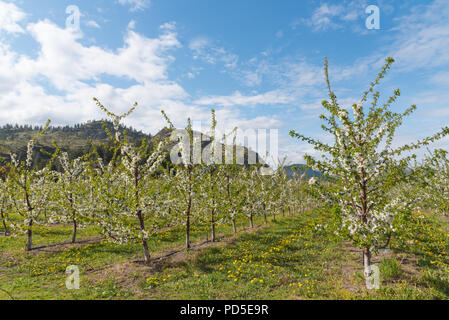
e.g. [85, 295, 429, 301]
[307, 3, 345, 31]
[22, 19, 181, 91]
[295, 1, 370, 33]
[242, 70, 262, 87]
[341, 10, 359, 21]
[117, 0, 149, 12]
[86, 20, 100, 29]
[388, 0, 449, 71]
[194, 90, 294, 108]
[160, 21, 176, 31]
[189, 37, 239, 70]
[189, 37, 210, 51]
[127, 20, 136, 30]
[0, 1, 26, 34]
[429, 71, 449, 86]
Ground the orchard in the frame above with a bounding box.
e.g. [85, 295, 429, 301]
[0, 57, 448, 300]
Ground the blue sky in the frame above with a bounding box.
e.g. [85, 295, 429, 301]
[0, 0, 448, 164]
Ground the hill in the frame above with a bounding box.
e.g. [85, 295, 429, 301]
[0, 121, 151, 168]
[156, 128, 267, 167]
[284, 164, 324, 179]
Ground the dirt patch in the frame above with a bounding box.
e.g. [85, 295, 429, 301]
[87, 260, 150, 294]
[336, 242, 365, 293]
[134, 224, 265, 266]
[334, 241, 424, 296]
[397, 254, 420, 277]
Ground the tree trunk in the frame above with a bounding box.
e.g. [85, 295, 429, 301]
[232, 218, 237, 234]
[69, 190, 76, 243]
[71, 217, 77, 243]
[141, 238, 151, 263]
[363, 247, 371, 277]
[263, 203, 267, 224]
[25, 220, 33, 251]
[24, 186, 33, 251]
[282, 208, 285, 217]
[249, 214, 254, 229]
[1, 210, 7, 235]
[359, 162, 371, 277]
[1, 219, 7, 235]
[137, 210, 151, 263]
[211, 208, 216, 242]
[186, 197, 191, 250]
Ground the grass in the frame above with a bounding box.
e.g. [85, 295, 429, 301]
[380, 258, 402, 281]
[0, 209, 449, 300]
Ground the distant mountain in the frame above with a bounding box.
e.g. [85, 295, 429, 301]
[155, 128, 267, 167]
[284, 164, 324, 179]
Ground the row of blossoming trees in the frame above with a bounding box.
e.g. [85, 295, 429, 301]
[0, 100, 311, 263]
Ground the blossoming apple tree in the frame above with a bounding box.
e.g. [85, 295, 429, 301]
[290, 57, 449, 277]
[51, 151, 89, 243]
[0, 172, 11, 235]
[91, 98, 172, 263]
[7, 120, 54, 251]
[198, 110, 224, 242]
[165, 118, 203, 249]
